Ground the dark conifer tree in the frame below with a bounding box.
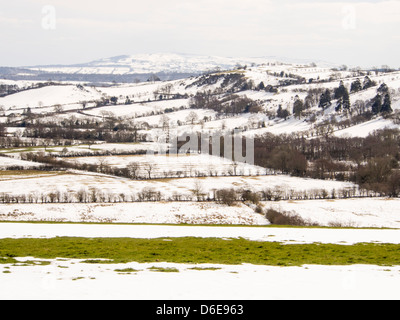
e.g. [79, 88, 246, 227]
[334, 82, 350, 112]
[350, 79, 362, 93]
[363, 76, 376, 90]
[319, 89, 332, 109]
[342, 88, 351, 111]
[377, 83, 389, 95]
[381, 93, 392, 114]
[334, 81, 346, 100]
[336, 97, 343, 112]
[293, 99, 304, 119]
[371, 94, 382, 114]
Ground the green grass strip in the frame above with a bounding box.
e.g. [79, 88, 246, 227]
[0, 237, 400, 266]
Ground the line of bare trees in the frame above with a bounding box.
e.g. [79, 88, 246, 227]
[19, 151, 266, 180]
[0, 184, 386, 205]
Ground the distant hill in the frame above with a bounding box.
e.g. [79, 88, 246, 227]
[0, 53, 336, 83]
[24, 53, 276, 75]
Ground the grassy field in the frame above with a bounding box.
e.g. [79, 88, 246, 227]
[1, 237, 400, 266]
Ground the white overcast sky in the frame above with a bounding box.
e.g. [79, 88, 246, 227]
[1, 0, 399, 68]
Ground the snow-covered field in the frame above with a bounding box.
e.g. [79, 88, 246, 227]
[268, 198, 400, 229]
[2, 57, 400, 300]
[0, 202, 267, 225]
[0, 85, 102, 111]
[1, 222, 400, 300]
[64, 153, 265, 177]
[0, 156, 44, 169]
[1, 258, 400, 300]
[0, 142, 165, 156]
[0, 169, 356, 201]
[0, 197, 398, 228]
[333, 117, 398, 138]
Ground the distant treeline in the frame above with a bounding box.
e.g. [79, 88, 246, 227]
[0, 71, 196, 83]
[0, 184, 379, 205]
[173, 128, 400, 197]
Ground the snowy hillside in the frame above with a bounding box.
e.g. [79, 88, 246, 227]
[25, 53, 330, 76]
[1, 55, 399, 229]
[0, 85, 103, 112]
[2, 60, 400, 141]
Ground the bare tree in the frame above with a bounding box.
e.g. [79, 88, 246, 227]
[97, 158, 109, 173]
[186, 111, 199, 125]
[87, 140, 96, 150]
[144, 162, 156, 179]
[159, 114, 171, 131]
[192, 181, 206, 201]
[42, 139, 52, 152]
[231, 161, 239, 176]
[53, 104, 63, 113]
[127, 162, 140, 179]
[77, 189, 88, 203]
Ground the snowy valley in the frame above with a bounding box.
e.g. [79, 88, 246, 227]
[1, 54, 400, 301]
[1, 54, 399, 228]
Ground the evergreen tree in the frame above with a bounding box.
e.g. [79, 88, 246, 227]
[110, 96, 118, 105]
[370, 84, 392, 115]
[371, 94, 382, 114]
[318, 93, 325, 109]
[342, 88, 351, 111]
[336, 97, 343, 113]
[277, 105, 290, 120]
[281, 109, 290, 120]
[381, 93, 393, 114]
[277, 105, 283, 117]
[350, 79, 362, 93]
[377, 83, 389, 95]
[334, 82, 350, 112]
[293, 99, 304, 119]
[334, 81, 346, 100]
[319, 89, 332, 109]
[325, 89, 332, 105]
[257, 81, 265, 91]
[363, 76, 376, 90]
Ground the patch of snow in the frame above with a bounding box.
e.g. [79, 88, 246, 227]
[1, 259, 399, 300]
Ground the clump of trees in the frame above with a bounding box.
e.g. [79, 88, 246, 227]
[293, 97, 305, 119]
[17, 116, 147, 144]
[190, 92, 262, 115]
[276, 105, 290, 120]
[371, 83, 392, 115]
[356, 157, 400, 197]
[253, 128, 400, 197]
[334, 81, 351, 113]
[349, 76, 377, 93]
[363, 76, 377, 90]
[266, 209, 318, 227]
[319, 89, 332, 110]
[186, 72, 256, 94]
[215, 189, 237, 206]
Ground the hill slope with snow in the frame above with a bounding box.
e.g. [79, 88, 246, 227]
[2, 58, 400, 139]
[25, 53, 335, 76]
